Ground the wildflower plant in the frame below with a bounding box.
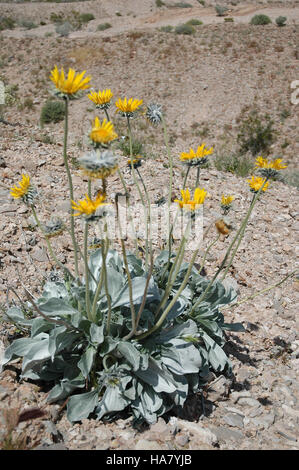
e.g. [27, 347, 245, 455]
[2, 67, 296, 427]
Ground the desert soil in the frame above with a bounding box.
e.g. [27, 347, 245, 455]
[0, 0, 298, 451]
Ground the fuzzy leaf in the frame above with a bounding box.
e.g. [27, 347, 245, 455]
[112, 276, 160, 309]
[37, 298, 78, 317]
[201, 331, 231, 372]
[78, 346, 96, 378]
[89, 323, 105, 345]
[2, 333, 49, 365]
[135, 357, 177, 393]
[4, 307, 34, 327]
[117, 341, 141, 371]
[96, 376, 132, 420]
[67, 389, 99, 422]
[161, 339, 202, 374]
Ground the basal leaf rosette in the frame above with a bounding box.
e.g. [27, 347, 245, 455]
[1, 248, 241, 425]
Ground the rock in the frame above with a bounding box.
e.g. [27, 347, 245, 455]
[134, 439, 163, 450]
[281, 404, 299, 418]
[251, 412, 275, 430]
[177, 420, 218, 446]
[223, 412, 244, 429]
[34, 443, 68, 450]
[31, 246, 49, 262]
[209, 426, 244, 442]
[206, 375, 232, 402]
[175, 433, 189, 447]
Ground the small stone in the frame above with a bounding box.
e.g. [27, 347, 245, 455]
[209, 426, 244, 442]
[135, 439, 163, 450]
[223, 412, 244, 429]
[34, 443, 68, 450]
[31, 246, 48, 262]
[175, 434, 189, 447]
[177, 421, 218, 446]
[282, 404, 299, 418]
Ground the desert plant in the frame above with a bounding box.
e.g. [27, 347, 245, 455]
[156, 0, 165, 6]
[159, 25, 173, 33]
[0, 16, 15, 31]
[237, 111, 276, 156]
[1, 66, 294, 427]
[79, 13, 95, 24]
[97, 22, 112, 31]
[175, 23, 195, 35]
[215, 5, 228, 17]
[275, 16, 287, 27]
[55, 21, 73, 37]
[18, 19, 38, 29]
[214, 151, 255, 177]
[224, 17, 234, 22]
[40, 100, 65, 125]
[250, 14, 272, 25]
[186, 19, 203, 26]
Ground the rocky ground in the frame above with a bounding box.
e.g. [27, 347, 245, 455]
[0, 0, 298, 451]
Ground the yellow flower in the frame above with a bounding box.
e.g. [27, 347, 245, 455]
[271, 158, 287, 170]
[248, 176, 269, 193]
[115, 97, 143, 115]
[89, 117, 118, 145]
[180, 144, 214, 166]
[87, 89, 113, 108]
[71, 192, 108, 217]
[50, 66, 91, 97]
[10, 174, 31, 199]
[127, 155, 142, 169]
[221, 195, 235, 206]
[255, 156, 287, 170]
[174, 188, 207, 211]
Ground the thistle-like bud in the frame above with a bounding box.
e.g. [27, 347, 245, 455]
[78, 150, 118, 179]
[146, 103, 163, 126]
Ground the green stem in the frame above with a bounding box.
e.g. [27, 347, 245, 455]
[161, 115, 173, 250]
[189, 180, 269, 315]
[63, 97, 79, 279]
[220, 181, 268, 281]
[136, 167, 152, 269]
[88, 179, 92, 198]
[84, 222, 91, 320]
[104, 108, 110, 122]
[195, 166, 200, 188]
[198, 234, 220, 276]
[115, 197, 136, 339]
[137, 237, 201, 341]
[31, 206, 74, 281]
[117, 168, 139, 256]
[156, 218, 191, 318]
[103, 239, 112, 334]
[228, 269, 298, 308]
[90, 239, 108, 323]
[183, 166, 191, 190]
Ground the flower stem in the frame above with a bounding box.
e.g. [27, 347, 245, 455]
[195, 167, 200, 188]
[117, 168, 139, 256]
[220, 180, 268, 281]
[84, 222, 91, 320]
[137, 237, 201, 341]
[183, 166, 190, 190]
[63, 97, 79, 279]
[161, 115, 173, 251]
[31, 206, 74, 281]
[228, 269, 298, 308]
[189, 179, 269, 314]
